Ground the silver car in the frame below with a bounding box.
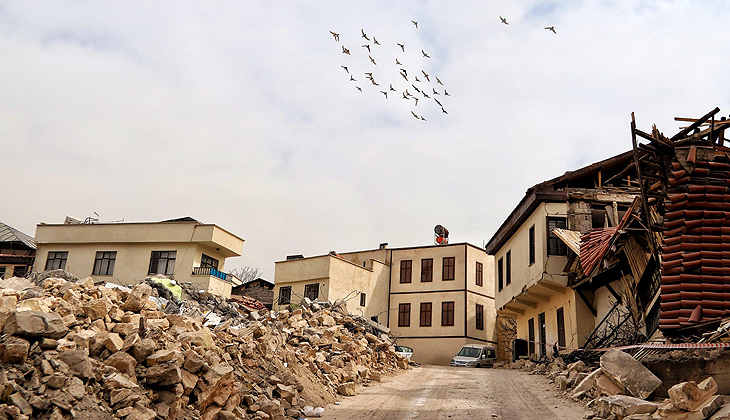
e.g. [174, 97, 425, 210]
[450, 344, 496, 368]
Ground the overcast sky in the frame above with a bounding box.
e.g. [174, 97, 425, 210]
[2, 1, 729, 279]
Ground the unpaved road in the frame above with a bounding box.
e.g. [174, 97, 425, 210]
[319, 365, 587, 420]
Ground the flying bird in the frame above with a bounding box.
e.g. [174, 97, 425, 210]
[441, 107, 448, 114]
[545, 26, 557, 34]
[405, 89, 411, 96]
[373, 37, 380, 45]
[389, 84, 396, 91]
[403, 92, 409, 99]
[371, 79, 380, 86]
[411, 111, 419, 118]
[400, 69, 407, 76]
[420, 116, 426, 121]
[444, 89, 450, 96]
[342, 46, 350, 55]
[415, 76, 420, 82]
[421, 70, 430, 82]
[362, 44, 371, 52]
[350, 75, 356, 81]
[341, 66, 349, 73]
[396, 58, 402, 65]
[434, 98, 442, 107]
[412, 85, 421, 93]
[422, 91, 430, 98]
[329, 31, 340, 41]
[500, 16, 508, 25]
[397, 43, 405, 52]
[412, 20, 418, 28]
[365, 72, 373, 77]
[435, 76, 443, 85]
[422, 50, 430, 58]
[380, 91, 388, 98]
[413, 97, 419, 106]
[369, 55, 377, 65]
[356, 86, 362, 92]
[361, 29, 369, 40]
[400, 72, 408, 81]
[432, 88, 439, 95]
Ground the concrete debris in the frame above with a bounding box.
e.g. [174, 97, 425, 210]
[0, 275, 408, 419]
[507, 349, 730, 420]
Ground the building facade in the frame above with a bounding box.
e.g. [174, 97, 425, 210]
[273, 242, 496, 365]
[486, 152, 640, 360]
[0, 222, 36, 279]
[33, 218, 244, 297]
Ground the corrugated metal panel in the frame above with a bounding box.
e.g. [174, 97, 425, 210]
[0, 222, 36, 249]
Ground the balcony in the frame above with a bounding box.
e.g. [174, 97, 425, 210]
[192, 266, 237, 283]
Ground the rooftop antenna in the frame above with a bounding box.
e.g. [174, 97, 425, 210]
[83, 212, 100, 224]
[434, 225, 449, 245]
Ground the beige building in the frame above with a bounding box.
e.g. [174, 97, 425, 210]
[274, 242, 496, 365]
[33, 217, 244, 297]
[0, 222, 36, 279]
[485, 152, 639, 360]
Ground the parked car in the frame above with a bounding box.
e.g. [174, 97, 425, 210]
[450, 344, 496, 368]
[395, 345, 413, 360]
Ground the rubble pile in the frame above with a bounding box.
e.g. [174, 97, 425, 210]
[0, 276, 408, 420]
[510, 350, 730, 419]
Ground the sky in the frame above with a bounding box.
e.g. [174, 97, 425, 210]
[2, 0, 730, 279]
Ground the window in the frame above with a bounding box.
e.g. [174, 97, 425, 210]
[529, 225, 536, 265]
[557, 307, 566, 348]
[443, 257, 455, 281]
[200, 254, 219, 269]
[421, 258, 433, 282]
[13, 266, 27, 277]
[45, 251, 68, 270]
[279, 286, 292, 305]
[441, 301, 455, 326]
[476, 261, 483, 286]
[400, 260, 412, 283]
[506, 250, 512, 286]
[476, 304, 484, 330]
[304, 283, 319, 300]
[398, 303, 411, 327]
[0, 267, 5, 279]
[360, 293, 366, 306]
[92, 251, 116, 276]
[498, 257, 504, 291]
[420, 302, 432, 327]
[148, 251, 176, 275]
[528, 318, 535, 355]
[547, 217, 568, 256]
[538, 312, 547, 356]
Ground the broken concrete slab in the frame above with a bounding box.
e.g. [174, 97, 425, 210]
[597, 395, 659, 417]
[600, 349, 662, 399]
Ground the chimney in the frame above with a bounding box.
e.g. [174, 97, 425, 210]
[379, 242, 388, 250]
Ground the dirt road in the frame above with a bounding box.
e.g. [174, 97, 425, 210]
[319, 365, 587, 420]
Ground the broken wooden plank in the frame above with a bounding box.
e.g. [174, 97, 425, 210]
[670, 107, 721, 141]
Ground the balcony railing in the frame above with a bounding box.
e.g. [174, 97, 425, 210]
[192, 266, 236, 283]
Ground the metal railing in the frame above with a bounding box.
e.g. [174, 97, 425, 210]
[192, 266, 236, 283]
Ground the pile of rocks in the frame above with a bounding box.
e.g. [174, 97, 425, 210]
[513, 350, 730, 419]
[0, 276, 407, 419]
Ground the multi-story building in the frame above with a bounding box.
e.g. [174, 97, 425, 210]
[33, 217, 244, 297]
[485, 151, 639, 359]
[0, 222, 36, 279]
[273, 242, 496, 365]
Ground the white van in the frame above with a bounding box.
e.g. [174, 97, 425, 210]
[450, 344, 496, 368]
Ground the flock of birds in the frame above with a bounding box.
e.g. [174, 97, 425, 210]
[330, 18, 557, 122]
[329, 20, 450, 122]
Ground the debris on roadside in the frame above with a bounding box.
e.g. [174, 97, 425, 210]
[0, 273, 408, 419]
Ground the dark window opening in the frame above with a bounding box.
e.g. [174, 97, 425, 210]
[498, 257, 504, 291]
[442, 301, 455, 326]
[421, 258, 433, 282]
[400, 260, 412, 283]
[148, 251, 176, 275]
[506, 250, 512, 285]
[200, 254, 219, 269]
[557, 307, 566, 348]
[304, 283, 319, 300]
[528, 318, 535, 355]
[476, 304, 484, 330]
[420, 302, 432, 327]
[360, 293, 366, 306]
[529, 225, 536, 265]
[476, 261, 483, 286]
[443, 257, 455, 281]
[0, 267, 5, 279]
[398, 303, 411, 327]
[93, 251, 116, 276]
[279, 286, 292, 305]
[13, 266, 27, 277]
[547, 217, 568, 256]
[45, 251, 68, 271]
[538, 312, 547, 357]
